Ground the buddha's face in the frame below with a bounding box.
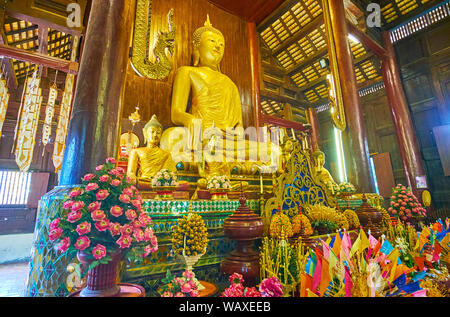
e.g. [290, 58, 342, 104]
[197, 30, 225, 67]
[315, 154, 325, 169]
[145, 126, 162, 146]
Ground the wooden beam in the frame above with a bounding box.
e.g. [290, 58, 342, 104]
[0, 44, 78, 74]
[38, 25, 48, 77]
[261, 114, 308, 131]
[261, 88, 308, 107]
[287, 46, 328, 75]
[258, 0, 300, 32]
[5, 10, 82, 37]
[347, 21, 386, 57]
[273, 15, 324, 56]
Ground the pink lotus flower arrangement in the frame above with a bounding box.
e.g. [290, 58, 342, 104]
[387, 184, 426, 221]
[151, 169, 178, 187]
[48, 157, 158, 269]
[159, 269, 200, 297]
[221, 273, 283, 297]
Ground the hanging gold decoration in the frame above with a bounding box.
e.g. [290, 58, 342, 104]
[14, 69, 42, 172]
[0, 74, 10, 138]
[42, 83, 58, 147]
[322, 0, 346, 131]
[52, 74, 74, 172]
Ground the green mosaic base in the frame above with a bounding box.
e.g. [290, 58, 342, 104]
[143, 199, 259, 213]
[25, 185, 77, 297]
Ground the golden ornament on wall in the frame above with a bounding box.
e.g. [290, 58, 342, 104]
[0, 73, 10, 139]
[130, 0, 175, 80]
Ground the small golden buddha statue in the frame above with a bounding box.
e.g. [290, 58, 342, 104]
[161, 15, 278, 178]
[127, 115, 177, 185]
[312, 150, 338, 195]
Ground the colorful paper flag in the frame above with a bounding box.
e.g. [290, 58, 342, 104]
[312, 254, 322, 292]
[332, 232, 342, 257]
[344, 266, 353, 297]
[319, 258, 331, 297]
[368, 233, 378, 249]
[379, 240, 394, 255]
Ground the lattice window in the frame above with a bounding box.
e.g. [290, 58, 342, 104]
[261, 99, 284, 115]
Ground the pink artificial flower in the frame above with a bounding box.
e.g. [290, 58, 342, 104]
[92, 244, 107, 260]
[188, 279, 198, 290]
[126, 176, 131, 183]
[181, 283, 192, 293]
[76, 221, 91, 235]
[82, 173, 95, 181]
[392, 210, 397, 214]
[119, 194, 131, 204]
[49, 227, 63, 241]
[106, 157, 117, 164]
[109, 222, 122, 236]
[229, 273, 244, 285]
[95, 165, 104, 171]
[122, 187, 134, 196]
[95, 219, 110, 232]
[121, 224, 133, 236]
[110, 205, 123, 217]
[388, 207, 393, 212]
[142, 245, 152, 257]
[401, 202, 407, 206]
[394, 203, 399, 207]
[88, 201, 102, 212]
[50, 218, 60, 230]
[400, 206, 405, 211]
[139, 213, 151, 226]
[91, 209, 106, 221]
[96, 189, 110, 200]
[110, 179, 121, 187]
[99, 175, 109, 182]
[133, 229, 145, 242]
[221, 284, 244, 297]
[58, 237, 71, 253]
[67, 210, 82, 223]
[63, 200, 74, 210]
[71, 201, 85, 212]
[69, 188, 83, 199]
[132, 220, 142, 228]
[109, 169, 120, 177]
[259, 277, 283, 297]
[190, 290, 199, 297]
[116, 167, 125, 174]
[131, 200, 141, 209]
[175, 292, 186, 297]
[125, 209, 137, 221]
[399, 211, 404, 216]
[161, 291, 173, 297]
[85, 183, 99, 191]
[116, 235, 132, 248]
[144, 227, 154, 241]
[397, 199, 402, 203]
[183, 270, 194, 279]
[150, 235, 158, 247]
[75, 236, 90, 250]
[244, 287, 262, 297]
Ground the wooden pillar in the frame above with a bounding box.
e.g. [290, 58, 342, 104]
[248, 22, 262, 134]
[327, 0, 375, 192]
[307, 107, 321, 151]
[381, 31, 428, 197]
[59, 0, 134, 185]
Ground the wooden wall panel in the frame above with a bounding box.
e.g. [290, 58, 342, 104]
[433, 125, 450, 176]
[123, 0, 254, 128]
[372, 152, 395, 198]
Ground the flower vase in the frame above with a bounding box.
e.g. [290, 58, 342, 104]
[210, 189, 229, 200]
[182, 251, 205, 291]
[153, 186, 176, 200]
[77, 250, 122, 297]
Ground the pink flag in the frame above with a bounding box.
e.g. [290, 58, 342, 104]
[312, 255, 322, 292]
[368, 234, 378, 249]
[344, 266, 353, 297]
[412, 289, 427, 297]
[322, 240, 330, 261]
[341, 231, 350, 259]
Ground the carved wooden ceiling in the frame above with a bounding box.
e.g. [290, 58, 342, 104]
[256, 0, 440, 118]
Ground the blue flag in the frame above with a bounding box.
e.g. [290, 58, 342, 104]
[412, 271, 426, 282]
[329, 235, 336, 248]
[393, 273, 407, 288]
[379, 240, 394, 255]
[401, 281, 422, 294]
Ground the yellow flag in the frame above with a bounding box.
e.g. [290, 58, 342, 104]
[307, 289, 319, 297]
[359, 229, 370, 253]
[419, 226, 431, 251]
[325, 235, 332, 245]
[350, 232, 361, 258]
[387, 249, 400, 283]
[328, 249, 338, 277]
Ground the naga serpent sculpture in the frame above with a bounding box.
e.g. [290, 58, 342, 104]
[130, 0, 175, 80]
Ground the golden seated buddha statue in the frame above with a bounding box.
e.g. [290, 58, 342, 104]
[312, 149, 339, 195]
[127, 115, 177, 187]
[160, 15, 280, 181]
